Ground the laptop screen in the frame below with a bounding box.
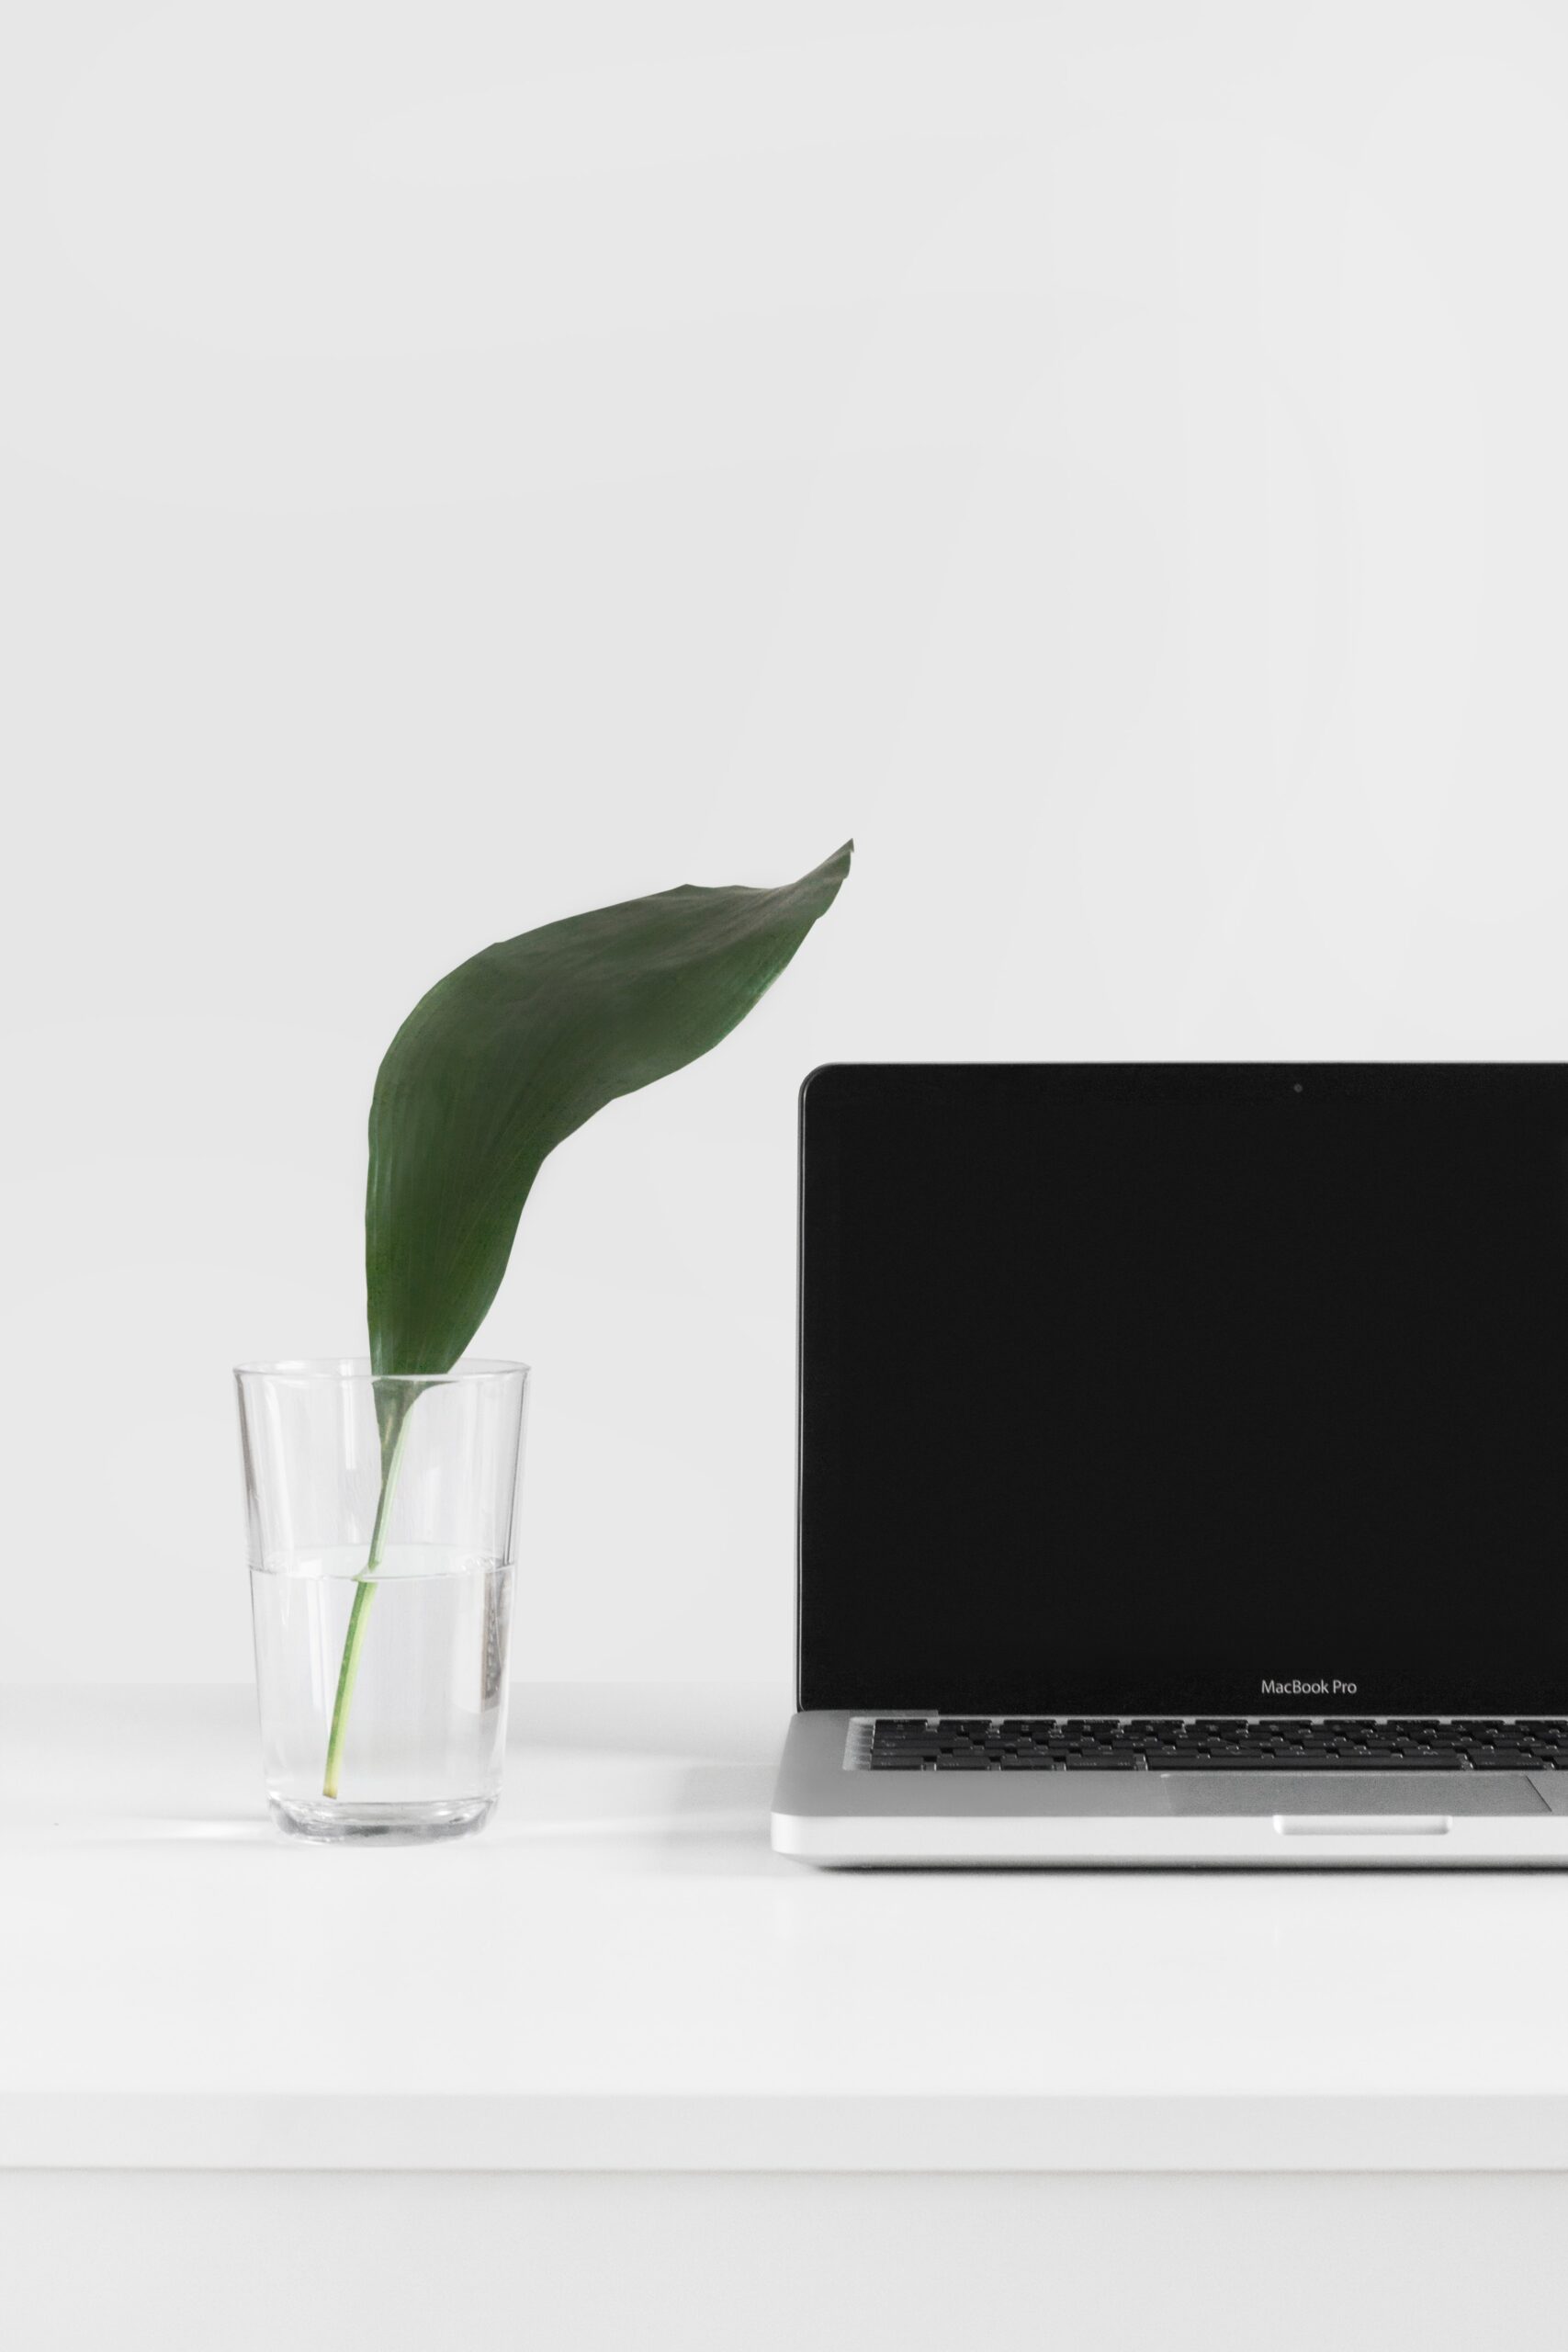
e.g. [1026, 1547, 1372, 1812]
[797, 1065, 1568, 1715]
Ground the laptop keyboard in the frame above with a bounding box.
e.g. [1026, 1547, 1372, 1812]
[866, 1717, 1568, 1770]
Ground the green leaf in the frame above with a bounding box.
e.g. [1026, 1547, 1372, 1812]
[366, 840, 852, 1374]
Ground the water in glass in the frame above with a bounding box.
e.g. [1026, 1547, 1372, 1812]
[251, 1544, 513, 1842]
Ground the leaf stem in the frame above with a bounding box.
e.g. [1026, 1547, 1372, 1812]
[321, 1395, 412, 1800]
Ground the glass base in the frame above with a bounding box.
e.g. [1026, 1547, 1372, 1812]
[268, 1793, 497, 1846]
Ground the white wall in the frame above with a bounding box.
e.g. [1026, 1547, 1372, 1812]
[7, 0, 1568, 1685]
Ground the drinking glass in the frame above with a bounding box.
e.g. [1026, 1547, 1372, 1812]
[235, 1359, 528, 1843]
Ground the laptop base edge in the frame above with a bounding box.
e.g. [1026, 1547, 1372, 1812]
[771, 1711, 1568, 1870]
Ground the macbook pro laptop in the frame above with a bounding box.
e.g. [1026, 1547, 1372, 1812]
[770, 1064, 1568, 1865]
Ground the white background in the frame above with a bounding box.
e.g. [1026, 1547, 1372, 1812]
[6, 0, 1568, 1686]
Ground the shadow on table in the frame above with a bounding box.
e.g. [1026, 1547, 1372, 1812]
[475, 1760, 782, 1873]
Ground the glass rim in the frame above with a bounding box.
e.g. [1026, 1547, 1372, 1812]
[234, 1356, 529, 1385]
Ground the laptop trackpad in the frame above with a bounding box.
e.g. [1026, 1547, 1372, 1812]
[1163, 1773, 1547, 1816]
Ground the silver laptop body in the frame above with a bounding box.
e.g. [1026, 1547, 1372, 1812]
[770, 1065, 1568, 1867]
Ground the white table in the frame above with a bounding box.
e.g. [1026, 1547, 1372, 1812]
[6, 1684, 1568, 2348]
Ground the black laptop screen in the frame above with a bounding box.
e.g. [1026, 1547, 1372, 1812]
[797, 1065, 1568, 1715]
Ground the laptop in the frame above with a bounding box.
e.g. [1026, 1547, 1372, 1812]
[770, 1064, 1568, 1866]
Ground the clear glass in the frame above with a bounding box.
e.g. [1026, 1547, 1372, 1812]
[235, 1359, 528, 1844]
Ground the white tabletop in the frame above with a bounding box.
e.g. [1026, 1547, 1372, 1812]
[5, 1683, 1568, 2174]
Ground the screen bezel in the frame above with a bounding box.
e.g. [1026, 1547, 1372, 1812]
[796, 1061, 1568, 1714]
